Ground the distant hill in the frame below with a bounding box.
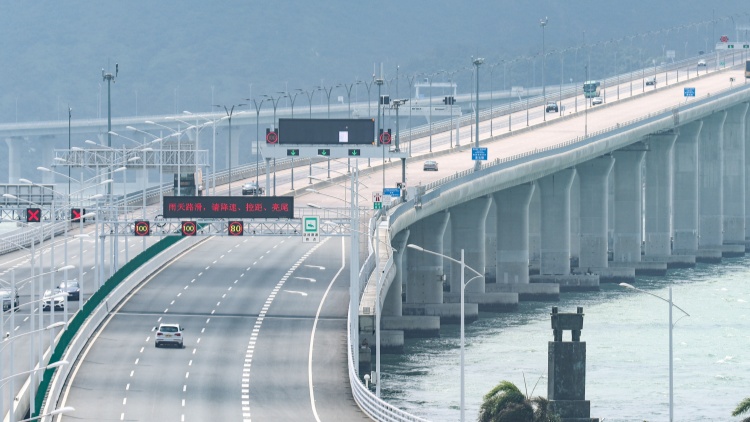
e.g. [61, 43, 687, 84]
[0, 1, 746, 124]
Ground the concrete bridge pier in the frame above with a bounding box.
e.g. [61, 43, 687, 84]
[528, 185, 541, 274]
[488, 184, 558, 300]
[574, 155, 632, 282]
[642, 132, 693, 268]
[4, 137, 24, 183]
[484, 200, 497, 283]
[405, 211, 475, 323]
[570, 174, 581, 267]
[444, 197, 517, 312]
[610, 143, 666, 275]
[722, 103, 748, 257]
[531, 169, 598, 291]
[698, 111, 727, 263]
[673, 121, 702, 256]
[380, 229, 439, 345]
[39, 135, 57, 185]
[745, 105, 750, 249]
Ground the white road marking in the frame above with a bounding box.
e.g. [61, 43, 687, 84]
[294, 277, 317, 283]
[241, 237, 328, 421]
[284, 290, 308, 296]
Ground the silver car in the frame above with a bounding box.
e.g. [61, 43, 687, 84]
[423, 160, 438, 171]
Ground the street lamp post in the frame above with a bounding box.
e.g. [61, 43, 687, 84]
[214, 104, 246, 196]
[250, 98, 268, 188]
[472, 57, 484, 171]
[182, 111, 220, 195]
[102, 63, 118, 197]
[620, 283, 689, 422]
[407, 244, 483, 422]
[316, 85, 335, 118]
[541, 17, 549, 121]
[262, 94, 284, 195]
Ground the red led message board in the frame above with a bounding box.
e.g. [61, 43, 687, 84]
[163, 196, 294, 219]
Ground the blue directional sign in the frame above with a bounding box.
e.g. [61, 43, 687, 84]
[684, 87, 696, 97]
[472, 147, 488, 161]
[383, 188, 401, 197]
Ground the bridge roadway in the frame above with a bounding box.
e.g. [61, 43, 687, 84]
[55, 236, 366, 421]
[1, 59, 745, 420]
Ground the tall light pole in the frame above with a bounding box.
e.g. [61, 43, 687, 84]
[249, 98, 267, 188]
[316, 85, 335, 118]
[620, 283, 690, 422]
[102, 63, 118, 196]
[183, 111, 219, 195]
[541, 17, 549, 121]
[262, 94, 284, 194]
[337, 82, 356, 118]
[67, 106, 72, 196]
[584, 65, 589, 137]
[407, 244, 483, 422]
[214, 104, 246, 196]
[472, 57, 484, 171]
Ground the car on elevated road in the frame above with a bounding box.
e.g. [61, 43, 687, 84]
[42, 289, 65, 311]
[242, 182, 264, 196]
[154, 323, 184, 348]
[423, 160, 438, 171]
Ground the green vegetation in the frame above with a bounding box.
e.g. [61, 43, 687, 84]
[733, 397, 750, 422]
[478, 380, 560, 422]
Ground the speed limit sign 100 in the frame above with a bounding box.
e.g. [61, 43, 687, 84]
[181, 221, 197, 236]
[134, 220, 150, 236]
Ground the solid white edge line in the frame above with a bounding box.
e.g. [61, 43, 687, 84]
[308, 237, 345, 422]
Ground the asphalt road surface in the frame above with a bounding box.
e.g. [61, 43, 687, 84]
[58, 235, 367, 421]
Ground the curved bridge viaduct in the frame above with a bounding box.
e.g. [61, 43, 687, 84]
[357, 65, 750, 364]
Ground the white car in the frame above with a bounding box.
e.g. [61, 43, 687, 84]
[697, 59, 707, 67]
[592, 97, 603, 106]
[42, 289, 65, 311]
[155, 323, 184, 348]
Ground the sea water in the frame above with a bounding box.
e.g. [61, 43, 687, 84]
[381, 257, 750, 421]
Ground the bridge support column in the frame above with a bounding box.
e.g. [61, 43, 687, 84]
[39, 135, 57, 185]
[533, 169, 598, 290]
[722, 103, 748, 256]
[448, 197, 491, 294]
[570, 173, 580, 265]
[612, 145, 645, 263]
[444, 197, 516, 311]
[484, 200, 497, 283]
[494, 184, 534, 285]
[575, 155, 628, 282]
[539, 169, 576, 275]
[488, 184, 558, 300]
[698, 111, 727, 263]
[528, 185, 541, 273]
[745, 105, 750, 248]
[405, 212, 474, 323]
[611, 144, 665, 274]
[384, 230, 409, 318]
[4, 137, 24, 183]
[673, 121, 702, 255]
[643, 132, 688, 268]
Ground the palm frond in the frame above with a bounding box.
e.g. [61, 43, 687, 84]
[733, 397, 750, 417]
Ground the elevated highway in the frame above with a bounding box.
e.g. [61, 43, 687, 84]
[3, 50, 749, 421]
